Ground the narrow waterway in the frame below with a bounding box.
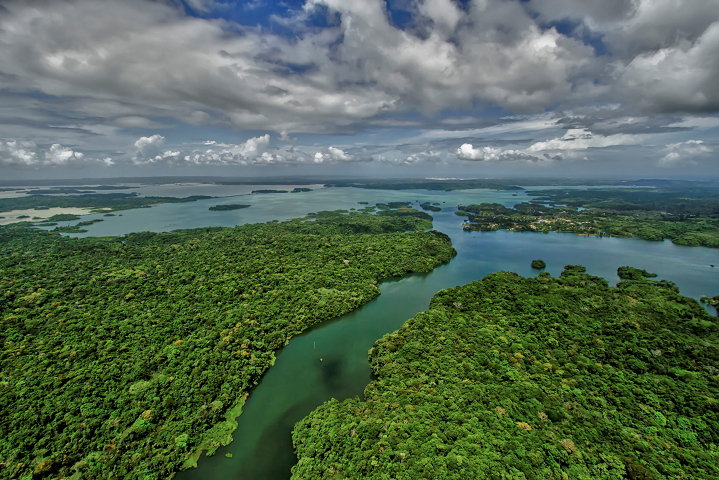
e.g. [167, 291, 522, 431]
[178, 207, 719, 480]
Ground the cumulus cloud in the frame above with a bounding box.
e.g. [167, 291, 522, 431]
[659, 140, 712, 166]
[234, 134, 271, 158]
[0, 139, 109, 167]
[45, 144, 85, 165]
[417, 0, 463, 33]
[327, 146, 352, 161]
[313, 146, 370, 164]
[0, 140, 39, 166]
[132, 134, 282, 166]
[134, 134, 166, 159]
[528, 0, 718, 56]
[618, 21, 719, 112]
[456, 144, 536, 162]
[377, 151, 442, 166]
[526, 0, 719, 112]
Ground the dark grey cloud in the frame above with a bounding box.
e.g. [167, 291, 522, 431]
[526, 0, 719, 113]
[527, 0, 717, 56]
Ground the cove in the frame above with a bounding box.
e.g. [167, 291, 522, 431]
[177, 208, 719, 480]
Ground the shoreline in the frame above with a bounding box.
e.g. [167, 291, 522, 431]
[0, 207, 93, 226]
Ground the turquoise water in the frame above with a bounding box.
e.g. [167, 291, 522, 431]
[42, 186, 719, 479]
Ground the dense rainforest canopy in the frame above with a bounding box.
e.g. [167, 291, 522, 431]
[0, 209, 455, 480]
[293, 266, 719, 480]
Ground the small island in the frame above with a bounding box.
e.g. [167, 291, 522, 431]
[531, 259, 546, 269]
[617, 266, 658, 280]
[47, 213, 82, 221]
[53, 218, 104, 233]
[208, 204, 251, 211]
[251, 189, 288, 194]
[290, 188, 312, 193]
[420, 202, 441, 212]
[700, 295, 719, 308]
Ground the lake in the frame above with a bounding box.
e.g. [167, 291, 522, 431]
[40, 185, 719, 479]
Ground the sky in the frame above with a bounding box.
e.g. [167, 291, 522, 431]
[0, 0, 718, 180]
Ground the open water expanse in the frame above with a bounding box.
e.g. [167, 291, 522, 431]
[44, 185, 719, 479]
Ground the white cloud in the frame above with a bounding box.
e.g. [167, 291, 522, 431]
[659, 140, 712, 166]
[133, 134, 278, 166]
[233, 134, 270, 158]
[378, 151, 442, 166]
[0, 140, 39, 166]
[618, 21, 719, 112]
[456, 144, 536, 162]
[0, 139, 109, 167]
[525, 128, 639, 152]
[45, 144, 85, 165]
[134, 134, 165, 158]
[327, 146, 352, 161]
[313, 146, 370, 163]
[418, 0, 463, 33]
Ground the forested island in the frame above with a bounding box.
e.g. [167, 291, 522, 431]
[293, 266, 719, 479]
[0, 209, 454, 479]
[456, 194, 719, 248]
[531, 259, 546, 269]
[0, 193, 213, 213]
[51, 219, 105, 233]
[208, 204, 251, 211]
[420, 202, 442, 212]
[701, 295, 719, 309]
